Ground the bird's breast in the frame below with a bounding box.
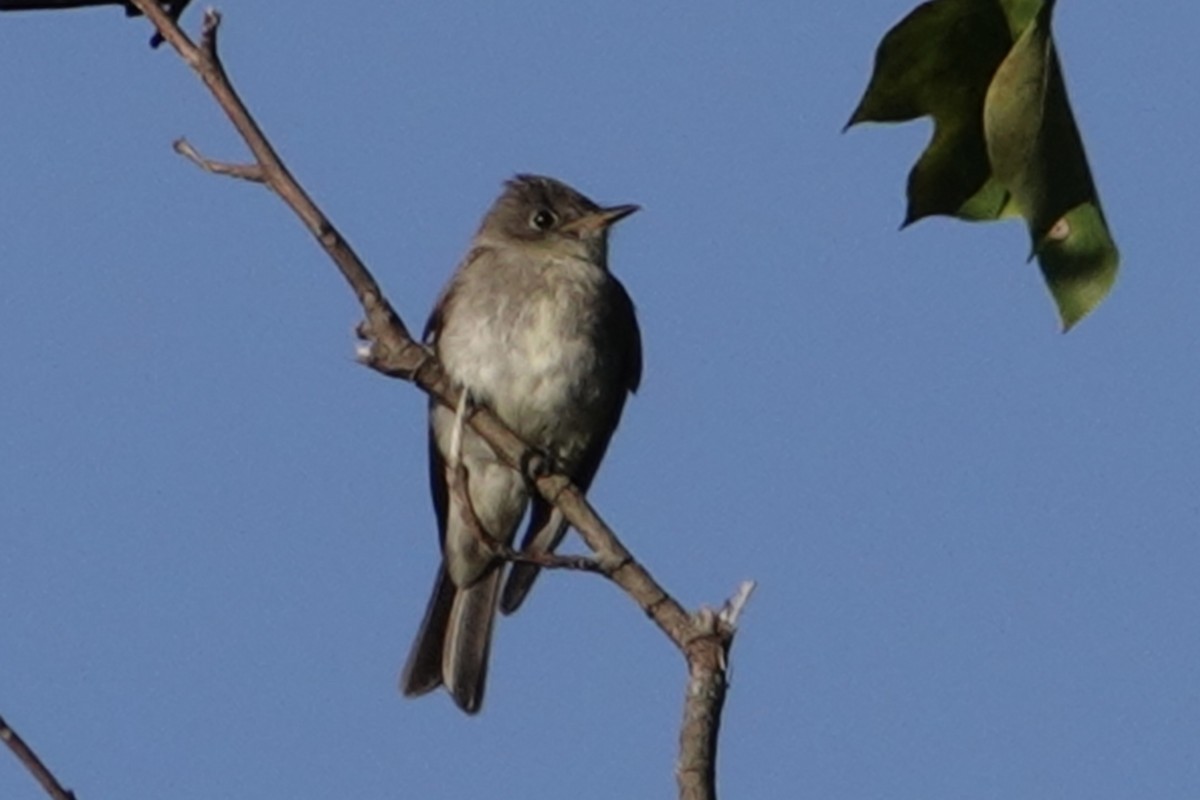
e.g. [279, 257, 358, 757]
[437, 261, 618, 464]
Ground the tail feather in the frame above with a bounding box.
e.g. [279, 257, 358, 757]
[443, 569, 502, 713]
[500, 501, 569, 614]
[400, 565, 502, 715]
[400, 566, 456, 698]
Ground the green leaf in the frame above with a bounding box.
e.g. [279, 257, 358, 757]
[984, 0, 1117, 330]
[848, 0, 1119, 330]
[1037, 202, 1118, 330]
[847, 0, 1013, 224]
[997, 0, 1047, 35]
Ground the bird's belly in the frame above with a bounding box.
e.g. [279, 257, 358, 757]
[442, 310, 606, 466]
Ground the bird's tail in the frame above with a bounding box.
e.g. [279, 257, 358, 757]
[400, 564, 502, 715]
[501, 501, 569, 614]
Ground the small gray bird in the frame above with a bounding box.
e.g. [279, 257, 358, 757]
[401, 174, 642, 714]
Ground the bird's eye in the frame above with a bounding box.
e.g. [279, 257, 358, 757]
[529, 208, 557, 231]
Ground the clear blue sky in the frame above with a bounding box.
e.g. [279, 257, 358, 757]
[2, 2, 1196, 798]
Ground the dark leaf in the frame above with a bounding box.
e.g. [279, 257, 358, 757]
[0, 0, 192, 47]
[849, 0, 1118, 329]
[847, 0, 1013, 224]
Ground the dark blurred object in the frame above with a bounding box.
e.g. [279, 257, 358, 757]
[0, 0, 192, 47]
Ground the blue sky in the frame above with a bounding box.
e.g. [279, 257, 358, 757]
[2, 2, 1197, 798]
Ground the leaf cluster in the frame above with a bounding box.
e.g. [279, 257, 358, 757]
[849, 0, 1118, 330]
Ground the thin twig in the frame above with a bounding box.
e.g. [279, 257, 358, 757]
[0, 714, 77, 800]
[173, 138, 264, 182]
[126, 5, 753, 798]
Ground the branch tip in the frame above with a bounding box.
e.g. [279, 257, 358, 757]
[353, 341, 374, 363]
[719, 580, 756, 629]
[172, 138, 264, 182]
[200, 6, 220, 40]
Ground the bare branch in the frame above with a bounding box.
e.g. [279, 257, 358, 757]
[127, 4, 752, 797]
[676, 583, 755, 800]
[0, 714, 77, 800]
[173, 138, 264, 182]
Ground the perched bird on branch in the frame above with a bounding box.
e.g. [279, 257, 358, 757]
[401, 175, 643, 714]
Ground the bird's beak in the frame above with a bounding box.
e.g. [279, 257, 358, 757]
[560, 203, 640, 236]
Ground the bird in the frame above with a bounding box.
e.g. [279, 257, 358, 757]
[400, 174, 642, 714]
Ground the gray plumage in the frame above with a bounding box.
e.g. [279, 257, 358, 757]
[400, 175, 642, 714]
